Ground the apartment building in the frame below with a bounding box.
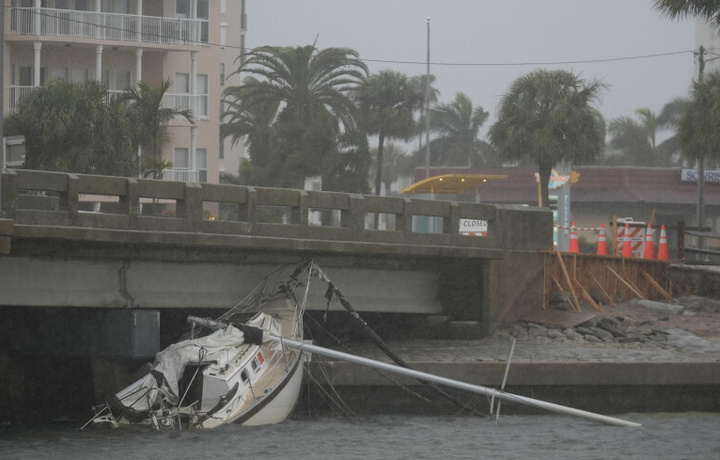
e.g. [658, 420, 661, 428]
[3, 0, 246, 184]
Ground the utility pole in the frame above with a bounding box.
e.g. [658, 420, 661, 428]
[696, 45, 707, 255]
[424, 18, 431, 180]
[0, 3, 5, 218]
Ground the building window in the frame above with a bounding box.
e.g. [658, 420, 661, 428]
[102, 0, 130, 14]
[197, 74, 208, 118]
[221, 0, 227, 14]
[72, 68, 89, 84]
[174, 148, 189, 169]
[115, 70, 131, 90]
[19, 66, 46, 86]
[52, 66, 69, 81]
[174, 72, 190, 93]
[174, 72, 191, 113]
[196, 148, 208, 183]
[221, 24, 227, 49]
[220, 63, 225, 86]
[198, 0, 209, 42]
[101, 69, 110, 88]
[176, 0, 190, 18]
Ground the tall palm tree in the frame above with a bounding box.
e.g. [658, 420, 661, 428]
[354, 69, 422, 195]
[654, 0, 720, 27]
[221, 78, 280, 171]
[224, 45, 367, 188]
[120, 79, 194, 159]
[119, 78, 194, 178]
[657, 97, 690, 166]
[678, 70, 720, 166]
[608, 108, 663, 166]
[368, 143, 410, 194]
[233, 45, 367, 131]
[488, 69, 606, 207]
[607, 102, 690, 167]
[425, 92, 496, 167]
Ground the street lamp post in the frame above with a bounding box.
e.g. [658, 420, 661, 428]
[424, 18, 430, 180]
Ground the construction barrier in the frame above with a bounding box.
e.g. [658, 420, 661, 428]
[597, 224, 608, 256]
[658, 225, 669, 261]
[616, 218, 646, 257]
[643, 224, 655, 260]
[621, 223, 633, 258]
[568, 221, 579, 253]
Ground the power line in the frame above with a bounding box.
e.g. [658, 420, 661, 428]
[19, 9, 694, 69]
[362, 50, 694, 67]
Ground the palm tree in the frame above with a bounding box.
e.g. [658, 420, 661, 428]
[607, 102, 691, 167]
[224, 45, 367, 188]
[354, 69, 422, 195]
[488, 69, 606, 207]
[4, 79, 136, 176]
[654, 0, 720, 27]
[118, 78, 194, 176]
[425, 92, 496, 167]
[678, 70, 720, 166]
[233, 45, 366, 129]
[368, 143, 410, 194]
[657, 97, 691, 166]
[607, 108, 664, 166]
[221, 78, 280, 174]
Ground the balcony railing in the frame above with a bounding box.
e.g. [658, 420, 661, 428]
[5, 86, 35, 111]
[162, 93, 207, 120]
[6, 87, 207, 120]
[163, 169, 200, 183]
[5, 6, 207, 46]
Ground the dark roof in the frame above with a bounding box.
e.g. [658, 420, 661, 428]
[415, 167, 720, 205]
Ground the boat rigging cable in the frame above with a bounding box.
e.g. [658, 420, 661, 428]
[314, 264, 484, 417]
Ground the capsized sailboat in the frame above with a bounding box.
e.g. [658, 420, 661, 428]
[85, 261, 314, 430]
[86, 260, 640, 430]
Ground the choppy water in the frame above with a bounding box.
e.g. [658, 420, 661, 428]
[1, 413, 718, 460]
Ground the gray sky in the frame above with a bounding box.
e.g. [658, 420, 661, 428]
[245, 0, 696, 137]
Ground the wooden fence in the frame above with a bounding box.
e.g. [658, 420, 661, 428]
[545, 252, 673, 312]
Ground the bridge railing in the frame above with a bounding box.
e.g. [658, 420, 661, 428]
[1, 169, 552, 251]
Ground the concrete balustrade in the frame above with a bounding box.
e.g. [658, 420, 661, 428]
[1, 169, 552, 255]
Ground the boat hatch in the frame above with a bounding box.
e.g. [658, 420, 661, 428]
[178, 362, 212, 407]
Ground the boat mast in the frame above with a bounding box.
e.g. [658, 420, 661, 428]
[267, 336, 641, 428]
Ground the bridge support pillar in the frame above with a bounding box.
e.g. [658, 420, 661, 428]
[483, 251, 546, 334]
[0, 356, 24, 422]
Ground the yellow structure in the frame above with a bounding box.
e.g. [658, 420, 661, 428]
[401, 174, 507, 195]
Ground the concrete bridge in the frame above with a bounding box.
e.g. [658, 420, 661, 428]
[0, 169, 552, 420]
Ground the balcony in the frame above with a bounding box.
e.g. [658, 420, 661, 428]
[163, 169, 201, 183]
[162, 93, 208, 121]
[6, 87, 207, 121]
[5, 6, 207, 47]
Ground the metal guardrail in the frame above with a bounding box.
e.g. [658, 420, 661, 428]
[0, 169, 552, 253]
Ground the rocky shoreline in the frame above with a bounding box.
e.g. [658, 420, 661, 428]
[494, 295, 720, 354]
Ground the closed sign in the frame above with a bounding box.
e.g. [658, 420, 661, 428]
[460, 218, 488, 236]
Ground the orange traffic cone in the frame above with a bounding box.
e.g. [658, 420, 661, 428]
[643, 224, 654, 259]
[657, 224, 669, 261]
[568, 221, 579, 253]
[597, 224, 608, 255]
[622, 223, 633, 258]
